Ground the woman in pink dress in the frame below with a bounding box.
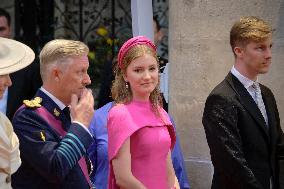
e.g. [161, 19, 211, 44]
[107, 36, 180, 189]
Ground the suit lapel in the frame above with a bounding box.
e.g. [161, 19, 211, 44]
[261, 86, 277, 142]
[225, 73, 270, 139]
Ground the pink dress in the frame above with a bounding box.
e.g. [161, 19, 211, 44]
[107, 101, 176, 189]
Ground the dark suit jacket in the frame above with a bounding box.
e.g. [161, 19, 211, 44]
[12, 90, 93, 189]
[202, 73, 284, 189]
[6, 60, 42, 120]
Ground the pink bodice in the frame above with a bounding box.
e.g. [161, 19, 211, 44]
[130, 126, 171, 188]
[107, 101, 176, 189]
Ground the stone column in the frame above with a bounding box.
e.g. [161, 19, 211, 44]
[169, 0, 284, 188]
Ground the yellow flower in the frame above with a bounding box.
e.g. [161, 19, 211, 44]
[113, 39, 119, 44]
[96, 27, 108, 36]
[106, 38, 113, 46]
[88, 52, 95, 60]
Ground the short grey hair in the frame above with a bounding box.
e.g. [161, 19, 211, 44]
[39, 39, 89, 81]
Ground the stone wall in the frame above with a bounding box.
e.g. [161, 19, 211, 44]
[169, 0, 284, 188]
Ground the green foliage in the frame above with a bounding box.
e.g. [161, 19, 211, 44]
[87, 26, 120, 90]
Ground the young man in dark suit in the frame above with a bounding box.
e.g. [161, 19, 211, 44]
[202, 16, 284, 189]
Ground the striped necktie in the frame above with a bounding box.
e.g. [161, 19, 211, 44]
[252, 82, 268, 126]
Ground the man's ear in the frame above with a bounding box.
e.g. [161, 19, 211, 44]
[52, 67, 62, 81]
[234, 46, 244, 58]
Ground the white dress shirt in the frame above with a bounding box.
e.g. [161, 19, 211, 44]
[231, 66, 269, 125]
[231, 66, 257, 101]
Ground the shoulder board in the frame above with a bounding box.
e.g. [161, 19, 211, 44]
[23, 97, 42, 108]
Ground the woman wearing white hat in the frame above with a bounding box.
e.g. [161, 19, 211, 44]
[0, 37, 35, 189]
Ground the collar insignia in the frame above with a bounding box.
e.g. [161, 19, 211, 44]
[40, 131, 46, 141]
[23, 97, 42, 108]
[53, 108, 60, 117]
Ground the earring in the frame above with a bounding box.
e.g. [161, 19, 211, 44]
[125, 82, 129, 89]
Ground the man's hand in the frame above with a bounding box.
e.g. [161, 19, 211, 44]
[70, 88, 94, 128]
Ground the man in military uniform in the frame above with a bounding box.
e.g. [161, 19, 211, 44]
[12, 39, 95, 189]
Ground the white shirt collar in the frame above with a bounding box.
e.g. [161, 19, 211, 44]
[40, 87, 66, 110]
[230, 66, 257, 89]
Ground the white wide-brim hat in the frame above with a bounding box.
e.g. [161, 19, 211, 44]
[0, 37, 35, 75]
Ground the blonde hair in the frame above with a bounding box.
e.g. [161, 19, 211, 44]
[230, 16, 272, 54]
[39, 39, 89, 81]
[111, 44, 162, 113]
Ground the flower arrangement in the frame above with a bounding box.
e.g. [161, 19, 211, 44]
[87, 26, 120, 91]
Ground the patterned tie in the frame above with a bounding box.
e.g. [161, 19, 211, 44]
[252, 82, 268, 126]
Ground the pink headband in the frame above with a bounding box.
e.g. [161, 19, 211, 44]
[118, 36, 156, 69]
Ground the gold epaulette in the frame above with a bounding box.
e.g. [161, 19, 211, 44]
[23, 97, 42, 108]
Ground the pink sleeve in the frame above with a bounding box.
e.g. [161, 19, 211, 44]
[107, 105, 138, 161]
[160, 108, 176, 150]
